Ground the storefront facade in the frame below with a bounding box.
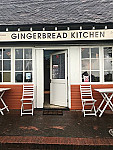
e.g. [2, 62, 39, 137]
[0, 27, 113, 110]
[1, 0, 113, 110]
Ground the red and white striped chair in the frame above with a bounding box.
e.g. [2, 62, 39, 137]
[80, 85, 97, 117]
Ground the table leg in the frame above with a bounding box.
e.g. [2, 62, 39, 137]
[97, 93, 106, 114]
[105, 93, 113, 111]
[99, 93, 113, 117]
[0, 108, 4, 115]
[0, 91, 9, 113]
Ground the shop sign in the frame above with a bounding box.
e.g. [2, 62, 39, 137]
[0, 29, 113, 41]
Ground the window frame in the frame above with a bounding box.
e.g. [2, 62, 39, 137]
[81, 46, 101, 83]
[0, 48, 12, 83]
[103, 46, 113, 83]
[80, 45, 113, 84]
[14, 47, 33, 83]
[0, 47, 34, 84]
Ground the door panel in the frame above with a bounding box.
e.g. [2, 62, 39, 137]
[50, 50, 67, 107]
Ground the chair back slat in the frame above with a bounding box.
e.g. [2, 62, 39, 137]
[23, 85, 34, 98]
[80, 85, 93, 99]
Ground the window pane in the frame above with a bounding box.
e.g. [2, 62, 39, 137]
[104, 59, 112, 70]
[3, 49, 11, 59]
[82, 59, 90, 70]
[52, 53, 65, 79]
[0, 49, 2, 59]
[91, 71, 100, 82]
[82, 71, 90, 82]
[24, 60, 32, 71]
[24, 49, 32, 59]
[24, 72, 32, 82]
[0, 60, 2, 71]
[91, 59, 99, 70]
[0, 72, 2, 82]
[15, 72, 23, 82]
[3, 72, 11, 82]
[3, 60, 11, 71]
[91, 48, 99, 58]
[104, 47, 112, 58]
[104, 71, 113, 82]
[15, 60, 23, 71]
[15, 49, 23, 59]
[81, 48, 89, 58]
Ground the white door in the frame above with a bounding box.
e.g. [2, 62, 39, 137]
[50, 50, 67, 107]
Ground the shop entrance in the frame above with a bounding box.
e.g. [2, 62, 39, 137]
[44, 50, 68, 109]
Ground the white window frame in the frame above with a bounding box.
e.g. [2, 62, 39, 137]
[0, 47, 34, 84]
[14, 47, 34, 83]
[80, 45, 113, 84]
[0, 47, 12, 83]
[103, 46, 113, 83]
[81, 46, 100, 83]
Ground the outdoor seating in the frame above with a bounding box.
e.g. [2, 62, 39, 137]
[80, 85, 97, 117]
[21, 85, 34, 116]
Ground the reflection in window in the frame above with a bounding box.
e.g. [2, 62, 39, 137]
[0, 60, 2, 71]
[104, 47, 113, 82]
[91, 59, 99, 70]
[15, 48, 33, 82]
[15, 49, 23, 59]
[3, 49, 11, 59]
[91, 71, 100, 82]
[104, 47, 112, 58]
[104, 71, 113, 82]
[3, 60, 11, 71]
[52, 53, 65, 79]
[24, 49, 32, 59]
[15, 60, 23, 71]
[91, 48, 99, 58]
[3, 72, 11, 82]
[81, 48, 89, 58]
[0, 72, 2, 82]
[81, 47, 100, 82]
[82, 60, 90, 70]
[15, 72, 23, 82]
[0, 49, 2, 59]
[24, 60, 32, 71]
[0, 48, 11, 82]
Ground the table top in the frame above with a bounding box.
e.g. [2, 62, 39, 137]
[0, 88, 11, 92]
[95, 88, 113, 93]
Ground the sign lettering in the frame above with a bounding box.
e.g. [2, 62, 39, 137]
[0, 29, 112, 42]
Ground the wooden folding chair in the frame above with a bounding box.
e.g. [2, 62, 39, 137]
[80, 85, 97, 117]
[21, 85, 34, 116]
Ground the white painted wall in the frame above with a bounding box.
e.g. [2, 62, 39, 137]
[69, 46, 80, 84]
[36, 49, 44, 108]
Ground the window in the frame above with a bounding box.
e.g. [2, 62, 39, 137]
[0, 48, 11, 82]
[81, 47, 100, 82]
[104, 47, 113, 82]
[15, 48, 33, 82]
[52, 53, 65, 79]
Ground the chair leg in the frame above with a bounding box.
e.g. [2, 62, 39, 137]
[32, 102, 34, 116]
[21, 102, 23, 116]
[21, 100, 34, 116]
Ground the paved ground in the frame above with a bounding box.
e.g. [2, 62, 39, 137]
[0, 109, 113, 149]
